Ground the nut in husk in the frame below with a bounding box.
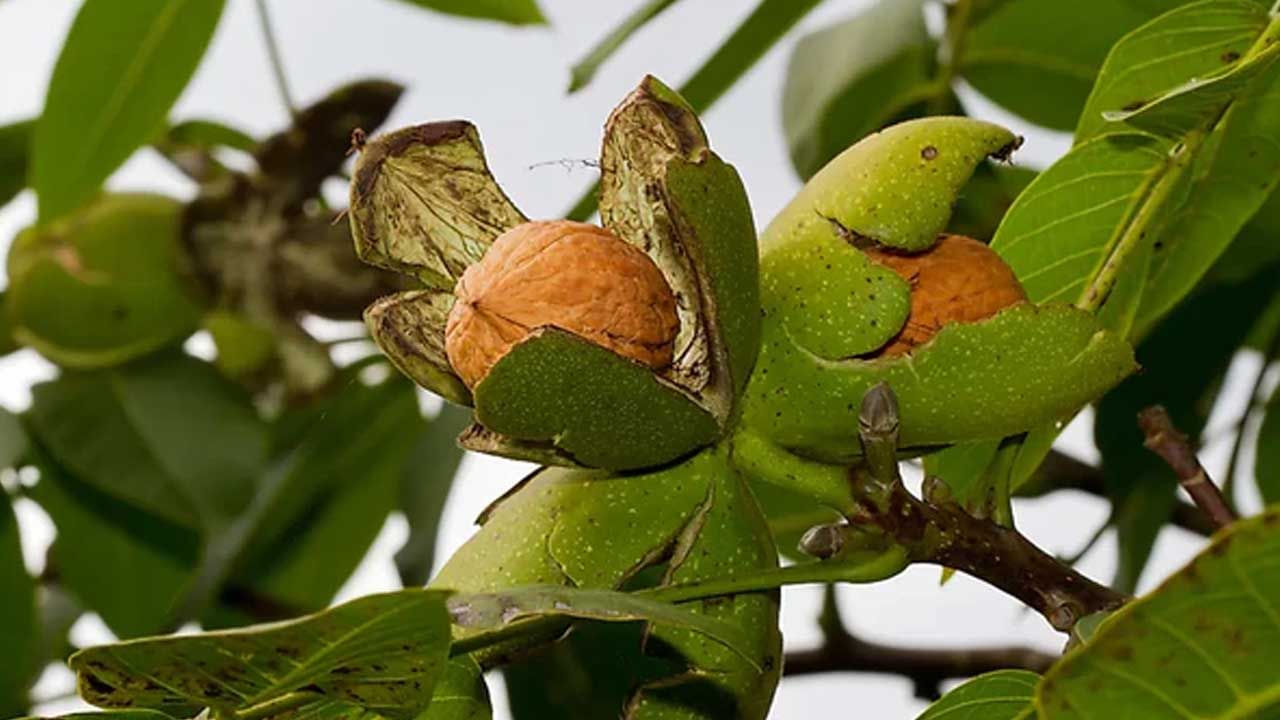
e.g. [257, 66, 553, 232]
[864, 234, 1028, 356]
[351, 76, 760, 471]
[744, 117, 1135, 462]
[445, 220, 679, 389]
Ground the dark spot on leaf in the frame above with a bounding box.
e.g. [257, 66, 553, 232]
[81, 673, 117, 698]
[1108, 644, 1134, 661]
[1122, 99, 1147, 112]
[1222, 51, 1240, 63]
[921, 146, 939, 161]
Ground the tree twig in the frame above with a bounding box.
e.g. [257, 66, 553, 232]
[783, 635, 1056, 699]
[786, 580, 1057, 699]
[846, 384, 1128, 632]
[1137, 406, 1237, 530]
[254, 0, 297, 119]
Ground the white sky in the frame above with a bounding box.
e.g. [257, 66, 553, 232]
[0, 1, 1266, 718]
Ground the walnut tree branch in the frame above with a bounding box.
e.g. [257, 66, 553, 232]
[782, 584, 1057, 700]
[844, 384, 1128, 632]
[1137, 405, 1237, 530]
[784, 633, 1056, 699]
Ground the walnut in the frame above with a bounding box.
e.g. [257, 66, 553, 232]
[445, 220, 680, 388]
[864, 234, 1027, 356]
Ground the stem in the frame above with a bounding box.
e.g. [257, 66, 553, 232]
[730, 429, 856, 514]
[928, 0, 973, 114]
[1137, 406, 1237, 529]
[255, 0, 297, 118]
[1077, 128, 1207, 312]
[446, 548, 908, 660]
[234, 691, 318, 720]
[640, 546, 911, 604]
[851, 385, 1127, 632]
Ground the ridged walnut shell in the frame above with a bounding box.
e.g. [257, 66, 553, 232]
[445, 220, 679, 388]
[865, 234, 1027, 356]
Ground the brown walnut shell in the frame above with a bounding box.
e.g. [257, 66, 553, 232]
[445, 220, 679, 388]
[864, 234, 1028, 356]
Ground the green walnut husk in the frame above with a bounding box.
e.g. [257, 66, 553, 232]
[349, 76, 760, 472]
[431, 445, 781, 718]
[745, 117, 1136, 462]
[5, 193, 205, 367]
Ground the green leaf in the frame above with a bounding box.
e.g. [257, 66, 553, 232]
[1095, 269, 1270, 591]
[28, 352, 266, 530]
[0, 119, 32, 210]
[503, 622, 660, 720]
[166, 118, 256, 153]
[1133, 64, 1280, 333]
[32, 0, 226, 221]
[1036, 506, 1280, 719]
[991, 132, 1169, 306]
[564, 0, 824, 221]
[567, 0, 681, 93]
[25, 442, 195, 639]
[192, 374, 423, 626]
[994, 1, 1280, 330]
[395, 404, 471, 587]
[1075, 0, 1277, 143]
[5, 194, 205, 368]
[1209, 185, 1280, 284]
[0, 406, 27, 470]
[19, 707, 177, 712]
[71, 589, 453, 720]
[781, 0, 937, 179]
[917, 669, 1039, 720]
[391, 0, 546, 25]
[153, 119, 257, 182]
[449, 585, 761, 670]
[1259, 390, 1280, 504]
[420, 658, 490, 720]
[961, 0, 1176, 131]
[1, 493, 38, 719]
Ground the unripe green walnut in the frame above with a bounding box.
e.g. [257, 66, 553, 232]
[444, 220, 680, 389]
